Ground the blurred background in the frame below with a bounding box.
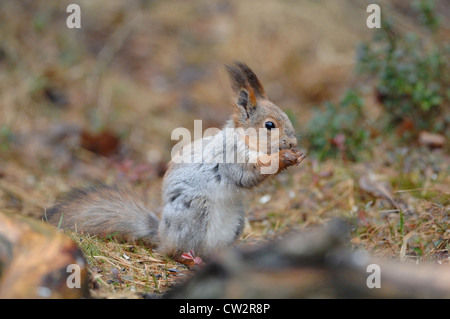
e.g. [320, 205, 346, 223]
[1, 0, 374, 160]
[0, 0, 448, 267]
[1, 0, 448, 161]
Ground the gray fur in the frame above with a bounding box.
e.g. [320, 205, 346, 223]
[46, 185, 159, 247]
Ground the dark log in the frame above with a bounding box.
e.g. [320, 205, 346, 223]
[0, 212, 89, 298]
[165, 219, 450, 299]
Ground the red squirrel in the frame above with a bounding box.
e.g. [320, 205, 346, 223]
[47, 61, 305, 259]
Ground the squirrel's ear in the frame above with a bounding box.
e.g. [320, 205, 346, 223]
[236, 88, 251, 118]
[234, 61, 266, 100]
[226, 63, 258, 118]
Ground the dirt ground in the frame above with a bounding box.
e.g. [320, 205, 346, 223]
[0, 0, 448, 298]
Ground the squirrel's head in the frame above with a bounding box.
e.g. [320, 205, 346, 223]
[226, 61, 297, 153]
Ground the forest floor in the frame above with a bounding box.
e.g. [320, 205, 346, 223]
[0, 0, 448, 298]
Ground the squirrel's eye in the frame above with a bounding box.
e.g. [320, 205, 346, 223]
[265, 121, 276, 130]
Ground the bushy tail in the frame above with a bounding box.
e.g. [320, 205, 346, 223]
[45, 184, 159, 247]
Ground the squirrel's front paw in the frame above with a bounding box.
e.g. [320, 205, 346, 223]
[280, 149, 305, 168]
[296, 150, 306, 165]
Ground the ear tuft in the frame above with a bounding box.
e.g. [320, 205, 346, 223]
[234, 61, 266, 99]
[225, 61, 266, 108]
[225, 64, 247, 95]
[237, 89, 250, 119]
[237, 89, 249, 108]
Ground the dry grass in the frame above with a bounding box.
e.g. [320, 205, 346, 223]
[65, 232, 191, 298]
[0, 0, 448, 298]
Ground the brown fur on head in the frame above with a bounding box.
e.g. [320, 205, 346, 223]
[225, 61, 297, 152]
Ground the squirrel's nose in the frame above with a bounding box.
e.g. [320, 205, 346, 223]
[280, 136, 297, 150]
[289, 139, 297, 149]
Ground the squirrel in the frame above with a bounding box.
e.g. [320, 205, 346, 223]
[46, 61, 305, 260]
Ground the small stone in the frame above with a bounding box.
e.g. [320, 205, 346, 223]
[259, 195, 271, 204]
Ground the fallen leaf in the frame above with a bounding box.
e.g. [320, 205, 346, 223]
[80, 130, 120, 157]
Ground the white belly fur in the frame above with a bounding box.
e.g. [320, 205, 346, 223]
[204, 188, 243, 252]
